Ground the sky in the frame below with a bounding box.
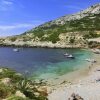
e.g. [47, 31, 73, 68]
[0, 0, 100, 37]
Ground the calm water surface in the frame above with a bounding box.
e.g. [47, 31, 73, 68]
[0, 47, 93, 79]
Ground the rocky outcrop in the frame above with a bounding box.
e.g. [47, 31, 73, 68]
[1, 78, 11, 85]
[68, 93, 84, 100]
[15, 91, 26, 98]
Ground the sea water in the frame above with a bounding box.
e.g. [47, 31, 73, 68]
[0, 47, 93, 79]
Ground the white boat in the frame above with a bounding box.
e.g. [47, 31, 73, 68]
[64, 53, 75, 59]
[85, 59, 96, 63]
[67, 55, 75, 59]
[13, 48, 19, 52]
[92, 49, 100, 54]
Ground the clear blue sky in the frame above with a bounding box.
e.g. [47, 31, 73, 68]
[0, 0, 100, 36]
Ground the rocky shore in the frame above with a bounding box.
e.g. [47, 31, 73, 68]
[0, 37, 100, 49]
[0, 49, 100, 100]
[0, 37, 87, 49]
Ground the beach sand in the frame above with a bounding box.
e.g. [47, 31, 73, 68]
[47, 53, 100, 100]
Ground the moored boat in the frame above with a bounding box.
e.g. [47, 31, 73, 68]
[92, 49, 100, 54]
[13, 48, 19, 52]
[64, 53, 75, 59]
[85, 59, 97, 63]
[66, 55, 75, 59]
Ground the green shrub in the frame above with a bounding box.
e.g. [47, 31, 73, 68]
[0, 83, 15, 99]
[7, 95, 30, 100]
[69, 37, 75, 44]
[0, 68, 48, 100]
[10, 37, 17, 42]
[0, 68, 23, 83]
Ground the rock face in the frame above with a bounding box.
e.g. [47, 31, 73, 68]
[0, 3, 100, 48]
[0, 69, 3, 73]
[55, 3, 100, 23]
[15, 91, 26, 98]
[1, 78, 11, 85]
[33, 3, 100, 28]
[68, 93, 84, 100]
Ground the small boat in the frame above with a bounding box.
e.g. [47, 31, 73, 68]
[66, 55, 75, 59]
[92, 49, 100, 54]
[85, 59, 96, 63]
[13, 48, 19, 52]
[64, 53, 69, 56]
[64, 53, 75, 59]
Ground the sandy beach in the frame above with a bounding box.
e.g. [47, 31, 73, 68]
[47, 52, 100, 100]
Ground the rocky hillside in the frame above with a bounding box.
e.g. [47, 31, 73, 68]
[1, 3, 100, 48]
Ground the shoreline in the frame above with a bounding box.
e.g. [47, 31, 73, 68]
[36, 49, 94, 86]
[0, 45, 85, 49]
[48, 53, 100, 100]
[0, 46, 100, 99]
[0, 40, 88, 49]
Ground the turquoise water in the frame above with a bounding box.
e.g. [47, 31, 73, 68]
[0, 47, 93, 79]
[31, 49, 93, 79]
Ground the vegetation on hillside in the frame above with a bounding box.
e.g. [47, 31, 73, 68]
[0, 68, 48, 100]
[20, 13, 100, 43]
[0, 5, 100, 47]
